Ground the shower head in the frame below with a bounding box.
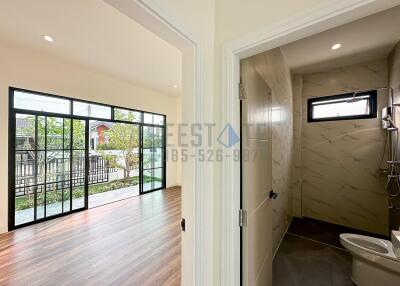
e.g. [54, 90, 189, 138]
[346, 87, 392, 103]
[346, 91, 363, 103]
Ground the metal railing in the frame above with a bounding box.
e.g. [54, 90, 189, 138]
[15, 154, 113, 197]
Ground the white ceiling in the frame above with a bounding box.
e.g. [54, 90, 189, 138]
[281, 5, 400, 74]
[0, 0, 182, 96]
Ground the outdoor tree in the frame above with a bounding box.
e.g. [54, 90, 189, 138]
[20, 116, 85, 151]
[97, 112, 140, 180]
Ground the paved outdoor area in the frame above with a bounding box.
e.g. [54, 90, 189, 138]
[89, 185, 139, 208]
[15, 184, 148, 226]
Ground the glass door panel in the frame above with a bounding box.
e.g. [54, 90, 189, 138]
[14, 114, 38, 226]
[142, 168, 164, 191]
[142, 125, 165, 193]
[72, 150, 86, 210]
[36, 184, 45, 220]
[153, 168, 163, 189]
[143, 169, 153, 192]
[45, 117, 68, 217]
[71, 119, 87, 210]
[13, 114, 87, 227]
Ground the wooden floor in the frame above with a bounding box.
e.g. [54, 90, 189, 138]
[0, 187, 181, 286]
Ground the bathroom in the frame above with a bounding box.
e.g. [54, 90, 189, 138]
[240, 5, 400, 285]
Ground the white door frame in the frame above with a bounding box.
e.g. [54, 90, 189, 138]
[104, 1, 213, 285]
[219, 1, 400, 285]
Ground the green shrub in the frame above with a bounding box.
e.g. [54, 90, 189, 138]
[15, 176, 141, 211]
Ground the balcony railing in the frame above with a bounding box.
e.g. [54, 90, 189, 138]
[15, 154, 114, 197]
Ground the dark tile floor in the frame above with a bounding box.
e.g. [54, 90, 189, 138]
[273, 233, 353, 286]
[287, 217, 387, 249]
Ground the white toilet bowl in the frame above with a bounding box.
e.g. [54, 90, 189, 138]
[340, 231, 400, 286]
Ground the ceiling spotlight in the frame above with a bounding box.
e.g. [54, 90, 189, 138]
[43, 35, 54, 42]
[173, 84, 178, 88]
[331, 43, 342, 50]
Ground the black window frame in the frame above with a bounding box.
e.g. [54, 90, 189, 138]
[307, 90, 378, 123]
[9, 86, 167, 230]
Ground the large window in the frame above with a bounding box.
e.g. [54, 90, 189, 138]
[307, 90, 377, 122]
[9, 87, 166, 229]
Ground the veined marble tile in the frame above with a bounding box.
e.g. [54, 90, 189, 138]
[250, 48, 294, 253]
[292, 74, 303, 217]
[297, 59, 389, 235]
[388, 42, 400, 231]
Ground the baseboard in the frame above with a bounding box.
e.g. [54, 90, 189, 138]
[273, 215, 293, 259]
[0, 226, 8, 235]
[166, 184, 181, 189]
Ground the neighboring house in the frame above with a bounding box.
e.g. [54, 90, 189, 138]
[90, 121, 114, 150]
[16, 118, 114, 151]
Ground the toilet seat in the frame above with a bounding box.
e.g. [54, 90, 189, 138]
[340, 233, 400, 285]
[340, 233, 398, 261]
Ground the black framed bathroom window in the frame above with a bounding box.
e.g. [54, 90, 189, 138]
[307, 90, 377, 122]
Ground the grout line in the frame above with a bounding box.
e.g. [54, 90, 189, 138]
[273, 216, 294, 259]
[286, 232, 350, 253]
[254, 245, 273, 286]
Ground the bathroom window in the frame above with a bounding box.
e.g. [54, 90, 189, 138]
[307, 90, 377, 122]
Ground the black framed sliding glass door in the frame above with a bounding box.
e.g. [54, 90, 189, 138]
[142, 125, 166, 193]
[9, 87, 167, 230]
[13, 114, 87, 227]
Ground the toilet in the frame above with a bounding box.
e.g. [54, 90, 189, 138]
[340, 231, 400, 285]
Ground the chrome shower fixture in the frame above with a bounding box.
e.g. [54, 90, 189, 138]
[378, 87, 400, 208]
[382, 105, 398, 130]
[347, 86, 391, 103]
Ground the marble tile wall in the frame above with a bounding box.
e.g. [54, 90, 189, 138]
[250, 48, 294, 253]
[388, 42, 400, 231]
[291, 75, 303, 218]
[297, 59, 389, 235]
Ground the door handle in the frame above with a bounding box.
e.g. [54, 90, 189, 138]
[269, 190, 278, 199]
[181, 218, 186, 232]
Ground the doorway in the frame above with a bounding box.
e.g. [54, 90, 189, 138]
[240, 58, 273, 286]
[220, 3, 399, 285]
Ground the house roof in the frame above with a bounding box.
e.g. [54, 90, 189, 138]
[90, 121, 114, 130]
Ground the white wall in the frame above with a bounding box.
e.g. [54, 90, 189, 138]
[140, 1, 216, 284]
[0, 43, 181, 234]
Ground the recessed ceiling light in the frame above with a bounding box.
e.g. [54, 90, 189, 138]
[43, 35, 54, 42]
[331, 43, 342, 50]
[173, 84, 178, 88]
